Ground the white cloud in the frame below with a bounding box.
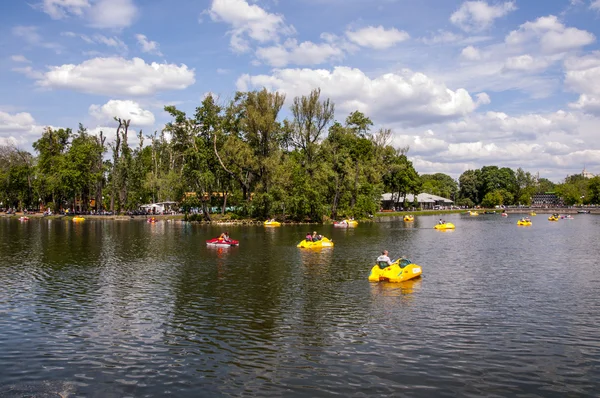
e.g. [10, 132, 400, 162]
[565, 52, 600, 115]
[255, 39, 343, 67]
[41, 0, 90, 19]
[237, 67, 487, 126]
[135, 34, 163, 56]
[345, 26, 409, 49]
[88, 0, 137, 29]
[503, 54, 551, 72]
[207, 0, 294, 52]
[461, 45, 481, 60]
[28, 57, 195, 96]
[505, 15, 595, 54]
[39, 0, 137, 29]
[446, 110, 578, 142]
[591, 0, 600, 10]
[89, 100, 155, 126]
[450, 1, 516, 32]
[0, 111, 48, 147]
[10, 55, 31, 63]
[421, 30, 463, 45]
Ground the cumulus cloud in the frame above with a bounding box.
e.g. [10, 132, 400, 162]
[345, 26, 409, 49]
[591, 0, 600, 10]
[503, 54, 551, 72]
[446, 110, 578, 142]
[565, 52, 600, 115]
[89, 100, 156, 126]
[0, 111, 48, 146]
[450, 1, 516, 32]
[505, 15, 595, 54]
[25, 57, 195, 96]
[207, 0, 294, 52]
[255, 39, 343, 67]
[39, 0, 137, 29]
[461, 45, 481, 60]
[135, 34, 163, 56]
[237, 67, 487, 126]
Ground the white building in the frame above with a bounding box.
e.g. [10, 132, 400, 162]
[140, 201, 178, 214]
[381, 193, 454, 210]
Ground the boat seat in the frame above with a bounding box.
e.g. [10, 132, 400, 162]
[378, 261, 389, 269]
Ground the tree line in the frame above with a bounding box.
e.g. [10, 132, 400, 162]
[2, 88, 598, 221]
[0, 89, 421, 221]
[456, 166, 600, 207]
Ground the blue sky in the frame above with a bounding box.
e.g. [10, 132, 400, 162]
[1, 0, 600, 181]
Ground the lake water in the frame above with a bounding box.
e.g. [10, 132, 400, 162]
[1, 213, 599, 397]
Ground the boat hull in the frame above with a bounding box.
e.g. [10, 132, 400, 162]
[434, 222, 455, 230]
[297, 237, 334, 248]
[264, 221, 281, 227]
[369, 261, 422, 283]
[333, 220, 358, 228]
[206, 238, 239, 247]
[517, 221, 532, 226]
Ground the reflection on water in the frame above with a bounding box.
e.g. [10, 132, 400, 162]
[1, 214, 600, 397]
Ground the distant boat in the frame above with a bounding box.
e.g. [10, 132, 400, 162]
[577, 210, 590, 214]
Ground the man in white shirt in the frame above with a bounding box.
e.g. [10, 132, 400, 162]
[376, 250, 393, 267]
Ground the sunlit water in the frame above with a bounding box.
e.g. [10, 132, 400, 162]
[1, 213, 599, 397]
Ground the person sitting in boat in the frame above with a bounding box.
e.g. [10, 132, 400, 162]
[438, 219, 444, 224]
[219, 232, 231, 242]
[377, 250, 393, 268]
[305, 232, 313, 242]
[312, 231, 322, 241]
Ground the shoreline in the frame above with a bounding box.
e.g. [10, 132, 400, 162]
[3, 207, 597, 224]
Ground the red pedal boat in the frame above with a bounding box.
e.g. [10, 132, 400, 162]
[206, 237, 239, 247]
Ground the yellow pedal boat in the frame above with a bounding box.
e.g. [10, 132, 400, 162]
[468, 211, 479, 216]
[264, 220, 281, 227]
[517, 220, 532, 226]
[403, 215, 414, 222]
[297, 237, 334, 248]
[434, 222, 455, 230]
[369, 258, 422, 283]
[72, 216, 85, 222]
[530, 212, 536, 216]
[548, 216, 559, 221]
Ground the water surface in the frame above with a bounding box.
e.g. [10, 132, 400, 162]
[1, 214, 599, 397]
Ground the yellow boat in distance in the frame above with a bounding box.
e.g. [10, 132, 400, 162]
[369, 258, 422, 283]
[434, 222, 455, 230]
[297, 237, 334, 248]
[548, 216, 559, 221]
[517, 219, 532, 226]
[468, 211, 479, 216]
[72, 216, 85, 222]
[264, 220, 281, 227]
[530, 212, 537, 216]
[403, 215, 414, 222]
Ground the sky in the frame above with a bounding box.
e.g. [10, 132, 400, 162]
[1, 0, 600, 182]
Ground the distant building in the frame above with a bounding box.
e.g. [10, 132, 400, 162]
[582, 167, 595, 179]
[531, 192, 563, 207]
[381, 193, 453, 210]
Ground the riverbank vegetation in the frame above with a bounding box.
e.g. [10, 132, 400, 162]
[1, 88, 599, 221]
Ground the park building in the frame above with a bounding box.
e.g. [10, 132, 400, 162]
[531, 192, 563, 207]
[380, 193, 454, 210]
